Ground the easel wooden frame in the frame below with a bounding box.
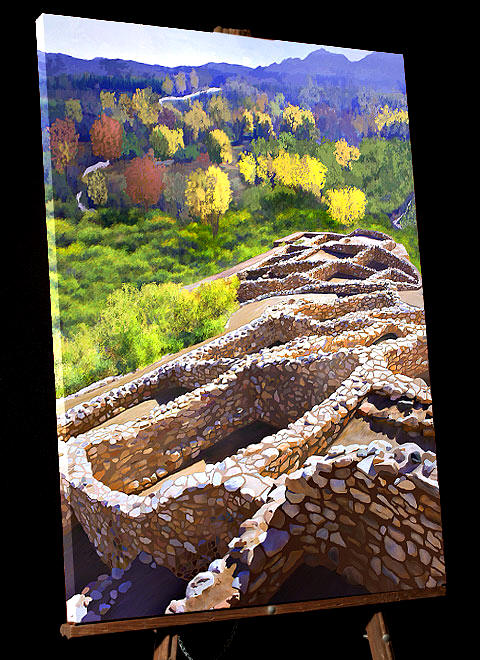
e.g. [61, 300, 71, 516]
[60, 587, 445, 638]
[53, 23, 447, 660]
[61, 586, 446, 658]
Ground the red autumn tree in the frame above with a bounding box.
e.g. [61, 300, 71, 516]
[49, 118, 79, 173]
[89, 113, 123, 160]
[125, 155, 165, 211]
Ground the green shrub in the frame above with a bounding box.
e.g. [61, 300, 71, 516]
[55, 325, 115, 397]
[173, 144, 200, 162]
[58, 276, 240, 395]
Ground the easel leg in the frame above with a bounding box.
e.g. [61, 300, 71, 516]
[365, 611, 395, 660]
[153, 631, 178, 660]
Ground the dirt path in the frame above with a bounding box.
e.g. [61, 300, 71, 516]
[183, 245, 280, 290]
[398, 287, 424, 308]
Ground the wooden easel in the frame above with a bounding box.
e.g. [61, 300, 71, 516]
[153, 612, 394, 660]
[364, 612, 395, 659]
[151, 611, 394, 659]
[213, 26, 252, 36]
[153, 630, 178, 660]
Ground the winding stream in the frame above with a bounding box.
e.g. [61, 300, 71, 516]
[390, 192, 415, 230]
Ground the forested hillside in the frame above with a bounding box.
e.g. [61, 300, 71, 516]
[38, 48, 419, 397]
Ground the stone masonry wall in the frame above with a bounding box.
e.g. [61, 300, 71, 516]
[237, 229, 421, 304]
[167, 438, 443, 612]
[84, 370, 257, 494]
[72, 304, 424, 497]
[60, 313, 430, 581]
[59, 229, 439, 620]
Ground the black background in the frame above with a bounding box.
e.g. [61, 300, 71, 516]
[5, 3, 463, 657]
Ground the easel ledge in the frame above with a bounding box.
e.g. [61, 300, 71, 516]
[60, 585, 446, 638]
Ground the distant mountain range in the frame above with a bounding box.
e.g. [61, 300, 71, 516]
[38, 47, 406, 94]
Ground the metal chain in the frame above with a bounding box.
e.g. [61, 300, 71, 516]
[177, 622, 238, 660]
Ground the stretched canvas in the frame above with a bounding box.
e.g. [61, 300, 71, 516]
[36, 14, 446, 626]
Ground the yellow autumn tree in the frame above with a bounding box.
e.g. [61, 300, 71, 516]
[132, 88, 159, 126]
[256, 155, 275, 184]
[64, 98, 83, 124]
[374, 105, 409, 132]
[334, 138, 360, 169]
[174, 72, 186, 95]
[242, 109, 254, 134]
[100, 90, 133, 126]
[271, 151, 327, 197]
[238, 152, 257, 184]
[86, 169, 108, 206]
[281, 104, 316, 139]
[255, 111, 275, 139]
[185, 165, 232, 237]
[150, 125, 184, 159]
[162, 75, 174, 95]
[100, 90, 116, 112]
[183, 100, 211, 141]
[324, 187, 367, 226]
[207, 95, 232, 127]
[118, 93, 135, 126]
[205, 129, 233, 164]
[238, 152, 274, 185]
[238, 150, 327, 196]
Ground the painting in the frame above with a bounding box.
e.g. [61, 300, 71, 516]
[36, 14, 446, 626]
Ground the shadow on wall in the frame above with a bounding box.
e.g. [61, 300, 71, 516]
[65, 516, 188, 621]
[168, 421, 280, 483]
[270, 562, 368, 605]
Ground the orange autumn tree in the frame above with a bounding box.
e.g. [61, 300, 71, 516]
[125, 155, 165, 212]
[89, 113, 123, 161]
[49, 117, 79, 173]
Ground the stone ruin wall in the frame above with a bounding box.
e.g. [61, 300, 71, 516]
[84, 371, 255, 494]
[62, 293, 426, 503]
[168, 439, 443, 613]
[237, 260, 419, 304]
[60, 318, 431, 583]
[58, 229, 443, 618]
[236, 228, 421, 304]
[63, 458, 274, 579]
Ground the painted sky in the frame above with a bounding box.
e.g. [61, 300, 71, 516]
[36, 14, 373, 69]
